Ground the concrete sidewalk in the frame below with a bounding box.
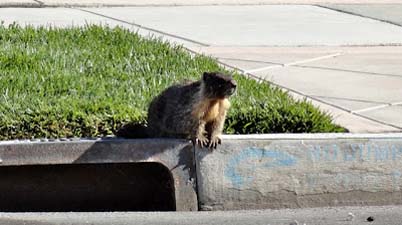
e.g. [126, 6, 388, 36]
[3, 0, 402, 7]
[0, 1, 401, 132]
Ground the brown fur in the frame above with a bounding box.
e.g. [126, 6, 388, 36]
[147, 72, 236, 149]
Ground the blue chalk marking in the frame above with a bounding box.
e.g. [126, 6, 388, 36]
[343, 150, 357, 161]
[225, 147, 297, 188]
[309, 144, 339, 162]
[309, 146, 322, 161]
[351, 143, 364, 161]
[374, 145, 389, 161]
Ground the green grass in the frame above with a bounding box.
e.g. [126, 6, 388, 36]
[0, 24, 345, 140]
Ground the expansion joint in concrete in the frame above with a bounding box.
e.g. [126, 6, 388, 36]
[75, 8, 209, 46]
[316, 4, 402, 29]
[33, 0, 44, 6]
[215, 58, 402, 132]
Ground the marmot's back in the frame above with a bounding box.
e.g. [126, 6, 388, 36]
[147, 81, 202, 138]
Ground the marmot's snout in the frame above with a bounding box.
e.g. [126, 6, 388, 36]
[224, 78, 237, 96]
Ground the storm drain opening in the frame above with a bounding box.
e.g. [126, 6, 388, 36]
[0, 162, 176, 212]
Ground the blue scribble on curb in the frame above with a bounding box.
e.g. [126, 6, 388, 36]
[225, 147, 296, 188]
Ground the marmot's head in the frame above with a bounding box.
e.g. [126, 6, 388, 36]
[202, 72, 237, 99]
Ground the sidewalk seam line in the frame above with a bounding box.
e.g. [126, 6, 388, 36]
[316, 4, 402, 29]
[243, 64, 283, 73]
[294, 64, 402, 79]
[351, 111, 402, 130]
[243, 53, 342, 74]
[309, 95, 389, 105]
[217, 57, 284, 65]
[75, 8, 209, 47]
[352, 101, 402, 113]
[284, 53, 342, 66]
[215, 59, 402, 130]
[33, 0, 44, 6]
[391, 102, 402, 106]
[352, 104, 392, 113]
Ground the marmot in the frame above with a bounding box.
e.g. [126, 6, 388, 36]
[116, 72, 237, 149]
[147, 72, 237, 149]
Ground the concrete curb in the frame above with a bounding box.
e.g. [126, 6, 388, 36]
[1, 134, 402, 211]
[196, 133, 402, 210]
[0, 138, 198, 211]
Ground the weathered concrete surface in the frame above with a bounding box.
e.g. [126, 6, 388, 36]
[0, 7, 197, 46]
[3, 0, 402, 7]
[320, 4, 402, 26]
[87, 5, 402, 46]
[193, 46, 402, 132]
[2, 205, 402, 225]
[2, 134, 402, 211]
[196, 133, 402, 210]
[0, 8, 116, 27]
[0, 138, 198, 211]
[0, 0, 38, 7]
[361, 106, 402, 128]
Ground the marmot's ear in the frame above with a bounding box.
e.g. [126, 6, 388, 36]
[203, 72, 211, 81]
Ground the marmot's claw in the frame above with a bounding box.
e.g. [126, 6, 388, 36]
[193, 135, 209, 148]
[208, 136, 221, 150]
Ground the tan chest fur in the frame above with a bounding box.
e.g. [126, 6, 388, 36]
[192, 98, 230, 122]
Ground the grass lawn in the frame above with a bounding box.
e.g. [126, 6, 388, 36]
[0, 24, 345, 140]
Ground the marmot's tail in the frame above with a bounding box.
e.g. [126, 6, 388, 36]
[115, 122, 149, 138]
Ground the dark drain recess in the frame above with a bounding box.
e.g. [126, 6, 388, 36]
[0, 162, 176, 212]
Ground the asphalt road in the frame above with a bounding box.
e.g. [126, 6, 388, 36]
[1, 205, 402, 225]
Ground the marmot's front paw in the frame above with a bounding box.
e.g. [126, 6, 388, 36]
[192, 134, 209, 148]
[208, 136, 221, 149]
